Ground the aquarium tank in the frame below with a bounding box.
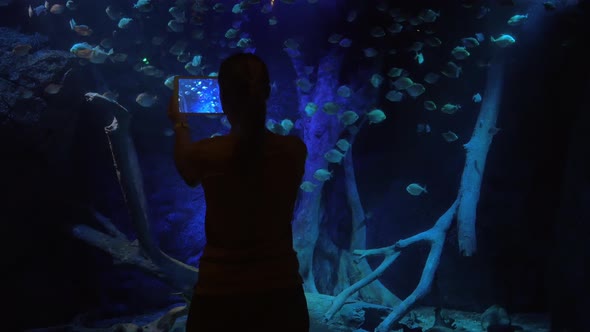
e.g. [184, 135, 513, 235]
[2, 0, 589, 331]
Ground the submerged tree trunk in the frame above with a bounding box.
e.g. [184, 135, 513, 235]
[291, 53, 344, 292]
[456, 60, 505, 256]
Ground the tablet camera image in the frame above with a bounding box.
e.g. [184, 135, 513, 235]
[178, 78, 222, 114]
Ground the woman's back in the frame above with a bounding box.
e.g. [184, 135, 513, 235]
[194, 130, 307, 295]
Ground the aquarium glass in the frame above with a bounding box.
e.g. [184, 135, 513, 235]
[3, 0, 588, 331]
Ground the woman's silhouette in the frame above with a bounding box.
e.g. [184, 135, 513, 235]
[168, 53, 310, 332]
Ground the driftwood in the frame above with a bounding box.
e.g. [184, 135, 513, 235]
[324, 60, 505, 331]
[456, 62, 504, 256]
[77, 93, 198, 297]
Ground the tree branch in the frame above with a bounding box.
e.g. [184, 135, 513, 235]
[324, 200, 458, 325]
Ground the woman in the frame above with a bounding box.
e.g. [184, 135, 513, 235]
[167, 53, 310, 332]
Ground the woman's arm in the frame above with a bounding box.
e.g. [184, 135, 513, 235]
[173, 123, 203, 187]
[168, 94, 205, 188]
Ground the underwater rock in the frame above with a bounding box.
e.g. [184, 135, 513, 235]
[0, 27, 75, 125]
[481, 305, 511, 331]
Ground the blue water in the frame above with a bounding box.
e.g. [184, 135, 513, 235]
[1, 0, 589, 331]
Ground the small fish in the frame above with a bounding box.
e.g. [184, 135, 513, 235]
[363, 48, 379, 57]
[392, 77, 413, 90]
[336, 85, 352, 98]
[461, 37, 480, 48]
[313, 169, 333, 182]
[44, 83, 62, 94]
[424, 100, 437, 111]
[441, 61, 462, 78]
[346, 10, 357, 22]
[543, 1, 557, 10]
[406, 83, 426, 98]
[335, 139, 350, 152]
[451, 46, 470, 60]
[442, 131, 459, 142]
[367, 109, 386, 124]
[135, 92, 158, 107]
[304, 102, 318, 116]
[370, 26, 386, 38]
[339, 111, 359, 126]
[440, 103, 461, 114]
[339, 38, 352, 48]
[300, 181, 317, 193]
[476, 6, 490, 19]
[424, 72, 440, 84]
[385, 90, 403, 102]
[416, 123, 431, 134]
[406, 183, 427, 196]
[490, 34, 516, 48]
[472, 93, 482, 103]
[507, 14, 528, 26]
[415, 52, 424, 64]
[370, 74, 384, 88]
[324, 149, 345, 163]
[49, 4, 65, 14]
[118, 17, 133, 29]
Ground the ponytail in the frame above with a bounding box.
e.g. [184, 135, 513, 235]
[234, 89, 267, 178]
[218, 53, 270, 179]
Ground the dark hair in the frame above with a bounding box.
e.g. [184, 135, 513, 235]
[218, 53, 270, 177]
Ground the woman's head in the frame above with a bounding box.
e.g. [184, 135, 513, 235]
[218, 53, 270, 131]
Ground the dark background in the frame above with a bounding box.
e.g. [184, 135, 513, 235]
[1, 0, 589, 331]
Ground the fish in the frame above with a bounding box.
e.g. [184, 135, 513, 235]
[367, 109, 386, 124]
[476, 6, 490, 19]
[49, 4, 65, 14]
[451, 46, 470, 60]
[424, 72, 440, 84]
[441, 131, 459, 142]
[135, 92, 158, 107]
[440, 104, 461, 114]
[304, 103, 318, 117]
[417, 123, 431, 134]
[406, 83, 426, 98]
[472, 93, 482, 103]
[370, 26, 386, 38]
[415, 52, 424, 64]
[339, 38, 352, 48]
[105, 5, 123, 20]
[300, 181, 317, 193]
[339, 111, 359, 126]
[490, 34, 516, 47]
[363, 48, 378, 57]
[507, 14, 528, 26]
[392, 77, 414, 90]
[44, 83, 62, 94]
[69, 19, 93, 36]
[322, 102, 340, 115]
[441, 61, 462, 78]
[313, 169, 333, 182]
[406, 183, 427, 196]
[324, 149, 345, 163]
[133, 0, 153, 12]
[336, 85, 352, 98]
[280, 119, 294, 133]
[385, 90, 403, 102]
[424, 100, 437, 111]
[118, 18, 133, 29]
[461, 37, 480, 48]
[335, 139, 350, 152]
